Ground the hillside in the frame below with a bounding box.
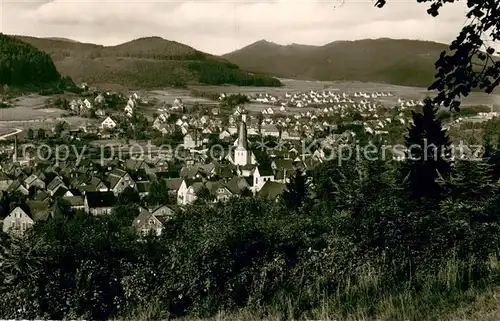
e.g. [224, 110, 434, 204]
[0, 33, 61, 87]
[13, 36, 282, 88]
[222, 38, 452, 88]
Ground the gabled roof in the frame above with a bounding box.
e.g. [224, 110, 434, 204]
[109, 168, 127, 178]
[47, 177, 65, 192]
[257, 164, 274, 176]
[63, 196, 84, 207]
[258, 181, 286, 199]
[150, 205, 174, 217]
[187, 181, 205, 193]
[85, 191, 116, 208]
[35, 190, 49, 201]
[26, 201, 52, 221]
[180, 166, 202, 178]
[0, 171, 11, 181]
[165, 178, 183, 191]
[53, 186, 69, 198]
[273, 159, 295, 171]
[136, 181, 151, 193]
[224, 177, 249, 195]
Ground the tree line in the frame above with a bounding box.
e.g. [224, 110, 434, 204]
[0, 34, 61, 87]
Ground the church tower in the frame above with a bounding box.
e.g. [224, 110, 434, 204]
[234, 112, 250, 166]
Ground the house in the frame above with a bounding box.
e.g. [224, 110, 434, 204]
[281, 130, 301, 141]
[165, 178, 183, 197]
[84, 191, 116, 215]
[184, 182, 204, 205]
[132, 209, 164, 236]
[62, 195, 85, 211]
[257, 181, 286, 199]
[2, 206, 34, 235]
[108, 168, 136, 196]
[7, 180, 29, 196]
[151, 205, 174, 219]
[177, 180, 188, 205]
[179, 166, 204, 179]
[0, 171, 13, 191]
[136, 181, 151, 197]
[100, 116, 117, 129]
[252, 164, 275, 192]
[212, 183, 233, 202]
[177, 179, 204, 205]
[80, 177, 108, 193]
[183, 133, 202, 149]
[46, 177, 66, 196]
[219, 130, 232, 140]
[262, 124, 280, 137]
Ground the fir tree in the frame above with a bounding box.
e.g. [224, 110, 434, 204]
[402, 97, 452, 200]
[282, 169, 308, 212]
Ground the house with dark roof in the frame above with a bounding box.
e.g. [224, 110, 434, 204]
[165, 178, 183, 197]
[132, 209, 164, 236]
[2, 202, 51, 235]
[47, 177, 66, 196]
[84, 191, 116, 215]
[150, 205, 174, 219]
[0, 171, 13, 191]
[136, 181, 151, 197]
[252, 164, 275, 192]
[7, 180, 29, 196]
[177, 179, 204, 205]
[63, 195, 85, 211]
[258, 181, 286, 200]
[24, 174, 46, 190]
[108, 168, 136, 196]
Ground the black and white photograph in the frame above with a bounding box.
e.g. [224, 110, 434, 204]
[0, 0, 500, 320]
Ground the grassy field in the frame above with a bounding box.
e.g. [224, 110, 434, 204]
[2, 79, 500, 134]
[0, 94, 90, 134]
[190, 79, 500, 108]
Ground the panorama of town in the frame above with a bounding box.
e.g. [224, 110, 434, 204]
[0, 81, 498, 235]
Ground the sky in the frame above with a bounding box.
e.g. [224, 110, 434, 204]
[0, 0, 498, 55]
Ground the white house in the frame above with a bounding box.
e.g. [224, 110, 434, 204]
[2, 206, 34, 235]
[101, 116, 117, 129]
[252, 165, 275, 192]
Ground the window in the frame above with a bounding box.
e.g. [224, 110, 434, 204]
[149, 219, 153, 225]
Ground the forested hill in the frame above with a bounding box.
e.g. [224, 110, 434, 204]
[13, 35, 282, 88]
[0, 33, 61, 87]
[222, 38, 450, 88]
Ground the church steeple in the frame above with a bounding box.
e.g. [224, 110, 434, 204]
[234, 112, 250, 166]
[237, 112, 248, 150]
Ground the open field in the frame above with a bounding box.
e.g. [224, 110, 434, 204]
[1, 79, 500, 134]
[191, 79, 500, 108]
[0, 95, 91, 134]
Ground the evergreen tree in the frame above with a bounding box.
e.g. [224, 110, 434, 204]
[441, 159, 498, 221]
[402, 97, 452, 200]
[37, 128, 46, 140]
[282, 169, 308, 212]
[146, 179, 171, 206]
[27, 128, 34, 140]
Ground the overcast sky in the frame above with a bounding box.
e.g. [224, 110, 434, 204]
[1, 0, 497, 55]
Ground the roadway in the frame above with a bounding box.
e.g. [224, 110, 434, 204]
[0, 128, 22, 140]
